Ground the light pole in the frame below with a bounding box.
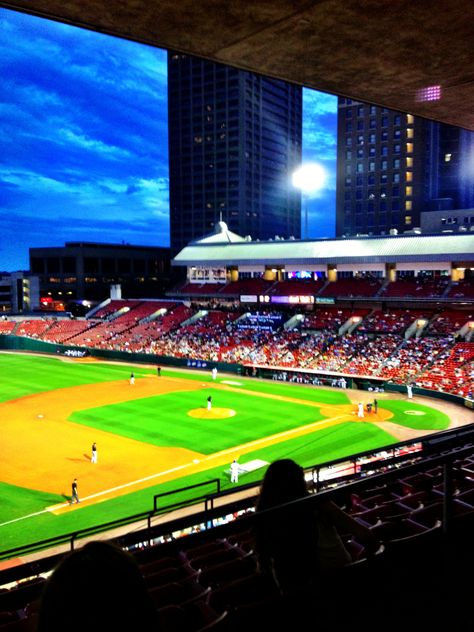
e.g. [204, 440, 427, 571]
[292, 162, 326, 239]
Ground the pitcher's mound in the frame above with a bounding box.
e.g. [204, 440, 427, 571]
[188, 408, 236, 419]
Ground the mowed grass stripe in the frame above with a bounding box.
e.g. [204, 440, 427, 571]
[68, 389, 329, 453]
[379, 400, 450, 430]
[0, 353, 152, 402]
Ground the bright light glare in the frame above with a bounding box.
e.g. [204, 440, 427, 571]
[292, 163, 326, 193]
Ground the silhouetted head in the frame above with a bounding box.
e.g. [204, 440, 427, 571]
[37, 541, 159, 632]
[257, 459, 308, 511]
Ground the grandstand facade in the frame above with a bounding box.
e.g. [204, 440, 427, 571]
[2, 229, 473, 400]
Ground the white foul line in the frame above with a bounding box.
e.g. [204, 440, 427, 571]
[0, 412, 349, 527]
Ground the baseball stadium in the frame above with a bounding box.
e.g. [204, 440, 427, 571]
[1, 229, 473, 564]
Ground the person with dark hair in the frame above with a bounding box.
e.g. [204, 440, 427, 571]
[37, 540, 160, 632]
[255, 459, 374, 594]
[91, 442, 97, 464]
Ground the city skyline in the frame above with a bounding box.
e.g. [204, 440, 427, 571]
[0, 8, 337, 272]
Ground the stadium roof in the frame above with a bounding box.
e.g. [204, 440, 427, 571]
[173, 231, 474, 267]
[2, 0, 474, 131]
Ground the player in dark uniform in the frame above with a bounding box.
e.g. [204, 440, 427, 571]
[70, 478, 80, 504]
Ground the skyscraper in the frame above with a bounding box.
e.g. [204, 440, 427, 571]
[168, 52, 302, 255]
[336, 98, 474, 237]
[336, 98, 426, 237]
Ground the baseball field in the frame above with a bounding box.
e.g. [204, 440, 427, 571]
[0, 351, 454, 558]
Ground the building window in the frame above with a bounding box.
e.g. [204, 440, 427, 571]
[393, 173, 400, 183]
[381, 116, 388, 127]
[393, 158, 400, 169]
[357, 135, 364, 144]
[405, 216, 412, 225]
[406, 142, 414, 153]
[406, 185, 413, 196]
[357, 105, 364, 116]
[405, 200, 412, 211]
[369, 161, 375, 172]
[407, 114, 414, 124]
[381, 160, 388, 170]
[357, 163, 364, 173]
[406, 171, 413, 182]
[407, 128, 414, 139]
[345, 136, 352, 146]
[445, 153, 452, 162]
[406, 157, 413, 167]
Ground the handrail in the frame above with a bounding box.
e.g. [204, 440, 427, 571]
[1, 423, 473, 565]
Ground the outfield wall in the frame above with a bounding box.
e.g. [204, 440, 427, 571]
[0, 335, 241, 374]
[1, 334, 471, 410]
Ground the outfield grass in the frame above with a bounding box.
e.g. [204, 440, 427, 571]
[0, 352, 453, 556]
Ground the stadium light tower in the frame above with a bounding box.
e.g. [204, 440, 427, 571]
[292, 162, 326, 239]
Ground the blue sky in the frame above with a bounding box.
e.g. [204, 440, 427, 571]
[0, 8, 337, 272]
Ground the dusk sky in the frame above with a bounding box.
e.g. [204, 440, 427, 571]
[0, 8, 337, 272]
